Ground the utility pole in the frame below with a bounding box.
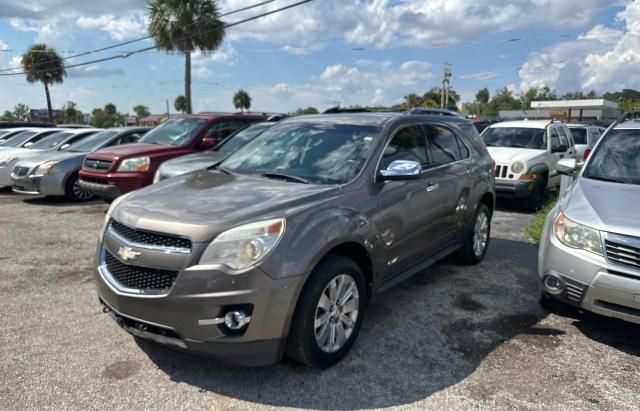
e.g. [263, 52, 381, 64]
[441, 64, 452, 109]
[166, 99, 170, 117]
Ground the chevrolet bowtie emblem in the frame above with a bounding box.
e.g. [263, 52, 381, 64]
[117, 246, 141, 262]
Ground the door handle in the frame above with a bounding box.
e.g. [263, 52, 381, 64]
[426, 183, 439, 192]
[466, 168, 475, 175]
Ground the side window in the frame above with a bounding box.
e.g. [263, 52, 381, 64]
[590, 128, 601, 142]
[557, 127, 569, 147]
[108, 133, 141, 147]
[205, 120, 245, 141]
[425, 125, 463, 167]
[548, 128, 560, 150]
[380, 125, 428, 170]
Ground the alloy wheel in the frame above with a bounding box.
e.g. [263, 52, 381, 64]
[72, 179, 93, 201]
[473, 211, 489, 257]
[314, 274, 359, 353]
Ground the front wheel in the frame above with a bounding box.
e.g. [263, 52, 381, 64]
[523, 176, 546, 212]
[456, 203, 491, 265]
[286, 255, 366, 368]
[65, 174, 94, 202]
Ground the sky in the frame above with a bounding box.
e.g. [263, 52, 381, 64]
[0, 0, 638, 116]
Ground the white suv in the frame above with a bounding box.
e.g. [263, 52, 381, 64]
[482, 120, 576, 210]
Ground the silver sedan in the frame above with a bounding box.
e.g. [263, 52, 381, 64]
[538, 118, 640, 324]
[11, 127, 148, 201]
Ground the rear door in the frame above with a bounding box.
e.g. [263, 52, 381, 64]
[423, 124, 475, 246]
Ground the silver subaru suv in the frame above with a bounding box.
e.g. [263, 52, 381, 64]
[539, 112, 640, 324]
[95, 112, 495, 368]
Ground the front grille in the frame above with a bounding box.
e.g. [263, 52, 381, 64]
[495, 164, 509, 179]
[105, 250, 178, 291]
[13, 166, 29, 177]
[110, 219, 192, 251]
[84, 159, 112, 171]
[605, 239, 640, 270]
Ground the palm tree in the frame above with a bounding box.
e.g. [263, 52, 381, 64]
[233, 90, 252, 113]
[21, 44, 66, 123]
[174, 95, 187, 113]
[147, 0, 225, 114]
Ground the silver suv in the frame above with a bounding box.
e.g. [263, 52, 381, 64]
[539, 112, 640, 324]
[95, 113, 495, 368]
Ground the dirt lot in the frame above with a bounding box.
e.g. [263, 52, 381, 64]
[1, 188, 639, 410]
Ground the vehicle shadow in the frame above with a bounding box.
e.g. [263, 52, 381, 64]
[135, 237, 561, 409]
[22, 196, 106, 208]
[572, 313, 640, 358]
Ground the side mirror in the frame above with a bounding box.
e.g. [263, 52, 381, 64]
[557, 158, 577, 175]
[200, 137, 217, 150]
[379, 160, 422, 180]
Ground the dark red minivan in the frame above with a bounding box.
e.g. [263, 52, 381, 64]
[79, 113, 267, 201]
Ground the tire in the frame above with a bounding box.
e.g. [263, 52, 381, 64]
[538, 288, 570, 313]
[65, 174, 94, 202]
[455, 203, 491, 265]
[523, 176, 546, 212]
[286, 255, 366, 368]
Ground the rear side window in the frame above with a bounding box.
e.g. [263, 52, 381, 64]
[381, 125, 428, 169]
[569, 127, 588, 145]
[425, 125, 467, 166]
[205, 120, 248, 141]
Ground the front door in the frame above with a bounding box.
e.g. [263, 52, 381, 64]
[372, 124, 442, 280]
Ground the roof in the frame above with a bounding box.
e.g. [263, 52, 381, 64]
[55, 128, 102, 134]
[287, 112, 403, 126]
[615, 120, 640, 129]
[530, 99, 618, 110]
[490, 120, 555, 129]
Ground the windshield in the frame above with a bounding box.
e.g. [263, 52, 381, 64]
[63, 130, 118, 152]
[29, 131, 73, 150]
[217, 124, 272, 154]
[584, 129, 640, 185]
[569, 127, 587, 145]
[221, 122, 380, 185]
[482, 127, 546, 150]
[3, 131, 37, 147]
[139, 118, 207, 146]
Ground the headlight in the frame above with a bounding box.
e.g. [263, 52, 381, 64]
[511, 161, 524, 174]
[33, 161, 59, 176]
[117, 156, 150, 172]
[99, 192, 133, 241]
[553, 213, 603, 255]
[199, 218, 286, 270]
[0, 157, 17, 168]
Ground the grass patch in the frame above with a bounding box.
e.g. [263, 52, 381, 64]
[526, 201, 557, 245]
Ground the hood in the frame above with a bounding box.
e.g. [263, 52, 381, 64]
[487, 147, 547, 165]
[563, 177, 640, 238]
[86, 143, 188, 161]
[113, 170, 340, 243]
[0, 147, 37, 162]
[13, 150, 83, 169]
[158, 151, 227, 178]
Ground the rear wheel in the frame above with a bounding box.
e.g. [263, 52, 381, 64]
[456, 203, 491, 265]
[286, 255, 366, 368]
[65, 174, 94, 202]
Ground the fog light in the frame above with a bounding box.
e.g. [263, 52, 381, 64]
[543, 275, 564, 294]
[224, 311, 251, 330]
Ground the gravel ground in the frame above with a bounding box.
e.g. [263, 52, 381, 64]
[1, 188, 639, 410]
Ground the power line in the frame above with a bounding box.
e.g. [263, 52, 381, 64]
[0, 0, 281, 73]
[0, 0, 315, 77]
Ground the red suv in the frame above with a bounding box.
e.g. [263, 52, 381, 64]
[79, 113, 266, 201]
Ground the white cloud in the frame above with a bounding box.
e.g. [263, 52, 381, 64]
[9, 17, 39, 32]
[519, 1, 640, 93]
[459, 71, 501, 81]
[67, 65, 125, 78]
[76, 14, 146, 41]
[0, 40, 8, 51]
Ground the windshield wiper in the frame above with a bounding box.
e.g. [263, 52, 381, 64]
[586, 175, 630, 184]
[261, 172, 310, 184]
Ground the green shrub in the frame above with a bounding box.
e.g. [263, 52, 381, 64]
[526, 201, 557, 245]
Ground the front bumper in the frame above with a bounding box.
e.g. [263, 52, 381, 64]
[11, 172, 66, 196]
[79, 170, 153, 200]
[0, 159, 18, 187]
[95, 235, 304, 366]
[495, 178, 536, 199]
[539, 221, 640, 325]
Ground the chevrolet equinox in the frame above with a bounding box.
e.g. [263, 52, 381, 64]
[96, 112, 495, 368]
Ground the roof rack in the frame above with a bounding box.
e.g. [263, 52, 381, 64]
[322, 106, 403, 114]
